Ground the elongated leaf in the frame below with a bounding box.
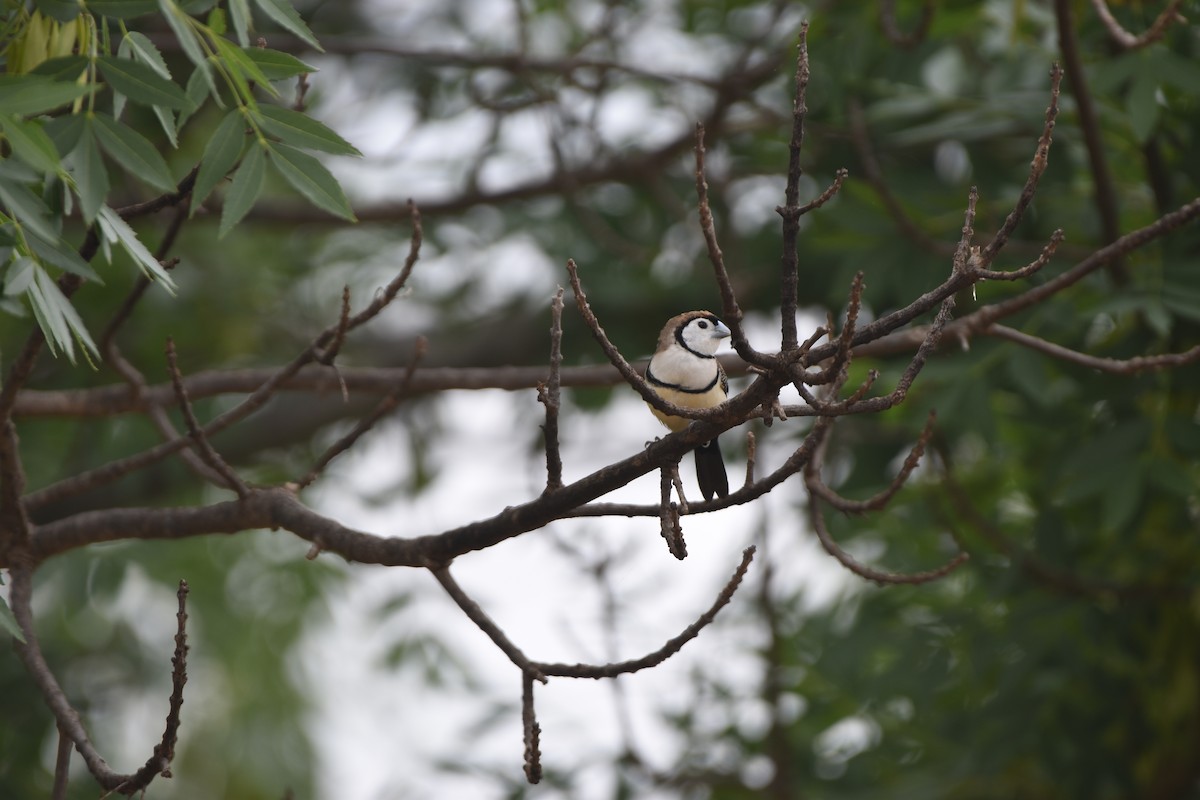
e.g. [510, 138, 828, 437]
[30, 264, 98, 362]
[0, 75, 95, 117]
[176, 66, 214, 133]
[91, 113, 176, 192]
[157, 0, 216, 94]
[220, 143, 266, 238]
[96, 55, 193, 110]
[0, 177, 59, 241]
[33, 0, 80, 23]
[0, 594, 25, 642]
[193, 110, 248, 210]
[96, 206, 178, 289]
[253, 0, 322, 51]
[25, 228, 102, 281]
[89, 0, 159, 18]
[268, 143, 355, 221]
[244, 48, 315, 81]
[29, 55, 89, 82]
[214, 37, 276, 96]
[43, 113, 85, 157]
[0, 116, 62, 174]
[258, 105, 360, 156]
[74, 120, 109, 224]
[5, 255, 38, 297]
[123, 31, 173, 80]
[229, 0, 253, 46]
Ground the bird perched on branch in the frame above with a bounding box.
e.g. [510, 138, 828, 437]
[645, 311, 731, 500]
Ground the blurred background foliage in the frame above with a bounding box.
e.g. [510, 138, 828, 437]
[2, 0, 1199, 797]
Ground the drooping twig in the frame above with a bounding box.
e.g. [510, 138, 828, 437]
[658, 468, 687, 560]
[538, 288, 566, 493]
[522, 671, 543, 784]
[744, 429, 756, 487]
[1089, 0, 1186, 50]
[430, 564, 547, 683]
[805, 494, 969, 586]
[972, 229, 1064, 282]
[166, 339, 248, 498]
[296, 336, 428, 490]
[534, 546, 755, 678]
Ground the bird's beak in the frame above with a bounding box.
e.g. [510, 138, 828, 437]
[715, 320, 731, 339]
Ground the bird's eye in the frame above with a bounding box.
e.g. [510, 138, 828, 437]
[698, 321, 709, 329]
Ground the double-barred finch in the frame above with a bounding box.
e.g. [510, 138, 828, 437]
[645, 311, 731, 501]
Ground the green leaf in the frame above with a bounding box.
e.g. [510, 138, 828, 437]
[123, 31, 173, 80]
[43, 113, 85, 157]
[96, 205, 178, 290]
[253, 0, 322, 51]
[88, 0, 159, 18]
[29, 55, 89, 82]
[73, 120, 109, 224]
[244, 48, 315, 81]
[0, 177, 59, 242]
[207, 6, 227, 36]
[29, 263, 98, 363]
[258, 105, 360, 156]
[0, 75, 95, 117]
[33, 0, 81, 23]
[0, 116, 62, 174]
[212, 37, 260, 101]
[0, 594, 25, 643]
[96, 55, 193, 110]
[229, 0, 253, 46]
[25, 228, 102, 281]
[193, 109, 248, 209]
[267, 143, 355, 221]
[220, 142, 266, 238]
[176, 66, 214, 133]
[5, 255, 38, 297]
[91, 113, 176, 192]
[157, 0, 216, 92]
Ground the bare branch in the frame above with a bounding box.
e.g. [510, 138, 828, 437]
[1089, 0, 1187, 50]
[538, 288, 566, 493]
[979, 63, 1062, 267]
[694, 123, 770, 366]
[522, 671, 543, 784]
[777, 21, 812, 352]
[533, 546, 756, 678]
[659, 468, 687, 560]
[166, 339, 248, 498]
[430, 564, 548, 683]
[808, 411, 936, 513]
[296, 336, 428, 490]
[987, 325, 1200, 374]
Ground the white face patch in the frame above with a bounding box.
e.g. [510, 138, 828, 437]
[679, 316, 730, 357]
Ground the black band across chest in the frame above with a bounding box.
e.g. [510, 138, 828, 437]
[645, 365, 721, 395]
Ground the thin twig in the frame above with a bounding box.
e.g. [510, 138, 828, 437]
[987, 325, 1200, 374]
[296, 336, 428, 489]
[694, 123, 770, 366]
[430, 565, 548, 683]
[533, 546, 756, 678]
[522, 671, 542, 784]
[658, 468, 687, 560]
[166, 339, 248, 497]
[1089, 0, 1186, 50]
[777, 22, 811, 353]
[539, 288, 566, 493]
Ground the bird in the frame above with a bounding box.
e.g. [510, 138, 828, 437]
[644, 311, 731, 501]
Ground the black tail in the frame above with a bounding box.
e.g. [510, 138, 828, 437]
[694, 438, 728, 501]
